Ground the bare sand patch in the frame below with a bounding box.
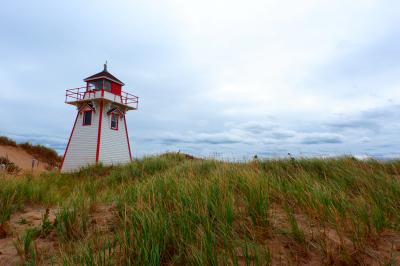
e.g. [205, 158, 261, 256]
[0, 145, 49, 172]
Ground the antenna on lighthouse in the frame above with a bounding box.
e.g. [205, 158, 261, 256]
[104, 61, 108, 71]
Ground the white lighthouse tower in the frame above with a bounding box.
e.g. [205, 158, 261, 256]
[61, 64, 139, 172]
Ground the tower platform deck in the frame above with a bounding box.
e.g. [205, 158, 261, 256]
[65, 87, 139, 110]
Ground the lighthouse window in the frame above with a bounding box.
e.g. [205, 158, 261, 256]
[83, 110, 92, 126]
[111, 114, 118, 130]
[89, 80, 101, 90]
[103, 80, 111, 92]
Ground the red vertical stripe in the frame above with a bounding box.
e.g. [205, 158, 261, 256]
[60, 112, 79, 171]
[124, 115, 132, 160]
[96, 101, 104, 162]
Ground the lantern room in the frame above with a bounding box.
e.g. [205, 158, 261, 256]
[65, 64, 138, 111]
[84, 64, 124, 95]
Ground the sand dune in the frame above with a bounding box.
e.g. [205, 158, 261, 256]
[0, 145, 49, 172]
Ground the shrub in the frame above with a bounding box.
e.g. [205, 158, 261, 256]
[19, 142, 61, 167]
[0, 136, 62, 168]
[0, 156, 21, 174]
[0, 136, 17, 147]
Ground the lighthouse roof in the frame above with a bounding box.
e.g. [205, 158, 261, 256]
[84, 64, 125, 85]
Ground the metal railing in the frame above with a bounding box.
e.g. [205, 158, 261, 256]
[65, 86, 88, 101]
[65, 87, 139, 109]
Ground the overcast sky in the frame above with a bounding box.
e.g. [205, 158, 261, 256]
[1, 0, 400, 159]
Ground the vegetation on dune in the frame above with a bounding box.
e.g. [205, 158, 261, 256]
[0, 156, 21, 174]
[18, 142, 61, 168]
[0, 135, 62, 167]
[0, 136, 18, 147]
[1, 153, 400, 265]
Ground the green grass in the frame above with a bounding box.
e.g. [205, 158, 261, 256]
[1, 153, 400, 265]
[15, 227, 39, 265]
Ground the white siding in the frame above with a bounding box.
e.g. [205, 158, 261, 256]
[99, 103, 131, 165]
[103, 91, 123, 104]
[61, 101, 132, 172]
[61, 103, 100, 172]
[83, 90, 122, 104]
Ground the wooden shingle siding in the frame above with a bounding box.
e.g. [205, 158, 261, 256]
[61, 103, 100, 172]
[99, 103, 131, 165]
[83, 91, 122, 104]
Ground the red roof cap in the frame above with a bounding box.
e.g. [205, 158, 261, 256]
[84, 64, 125, 85]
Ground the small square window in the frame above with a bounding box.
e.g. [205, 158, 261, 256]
[83, 110, 92, 126]
[111, 114, 118, 130]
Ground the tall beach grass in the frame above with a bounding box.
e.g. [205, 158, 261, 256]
[0, 153, 399, 264]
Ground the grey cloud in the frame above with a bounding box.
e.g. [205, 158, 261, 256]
[328, 104, 400, 135]
[146, 121, 296, 148]
[148, 121, 344, 150]
[313, 29, 400, 91]
[2, 1, 400, 160]
[301, 133, 344, 145]
[235, 121, 296, 140]
[0, 131, 67, 153]
[236, 121, 275, 134]
[361, 104, 400, 119]
[327, 119, 380, 132]
[151, 132, 244, 146]
[269, 130, 296, 139]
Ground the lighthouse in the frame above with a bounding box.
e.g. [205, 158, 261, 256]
[61, 64, 139, 172]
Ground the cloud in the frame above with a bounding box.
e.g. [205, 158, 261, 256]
[327, 104, 400, 134]
[1, 1, 400, 159]
[301, 133, 344, 145]
[0, 130, 67, 154]
[146, 121, 346, 152]
[236, 121, 275, 134]
[327, 120, 380, 132]
[149, 131, 245, 146]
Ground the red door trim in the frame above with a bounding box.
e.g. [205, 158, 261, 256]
[60, 112, 79, 171]
[123, 115, 132, 160]
[96, 101, 104, 162]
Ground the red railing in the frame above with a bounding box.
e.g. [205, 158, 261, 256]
[65, 86, 88, 101]
[120, 91, 139, 107]
[65, 87, 139, 109]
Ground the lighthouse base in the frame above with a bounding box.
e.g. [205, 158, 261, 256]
[61, 101, 132, 173]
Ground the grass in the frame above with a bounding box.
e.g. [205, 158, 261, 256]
[15, 227, 39, 265]
[1, 153, 400, 265]
[55, 196, 89, 242]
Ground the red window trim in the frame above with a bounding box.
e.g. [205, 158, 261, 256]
[82, 110, 92, 126]
[110, 113, 118, 130]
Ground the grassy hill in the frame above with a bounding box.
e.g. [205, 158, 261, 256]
[0, 153, 399, 265]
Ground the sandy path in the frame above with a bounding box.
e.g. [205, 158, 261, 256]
[0, 207, 58, 265]
[0, 204, 116, 265]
